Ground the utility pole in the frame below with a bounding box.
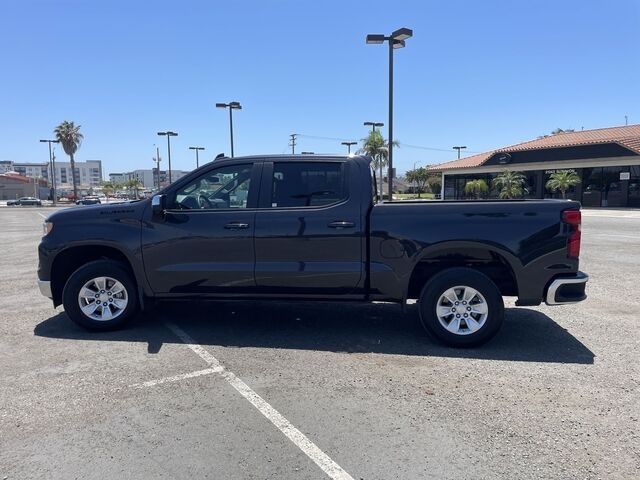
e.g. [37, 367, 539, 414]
[289, 133, 298, 154]
[625, 115, 628, 126]
[39, 139, 59, 204]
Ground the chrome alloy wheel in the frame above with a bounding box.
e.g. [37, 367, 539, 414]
[436, 285, 489, 335]
[77, 276, 128, 321]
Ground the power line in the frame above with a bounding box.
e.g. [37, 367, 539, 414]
[296, 133, 480, 154]
[297, 134, 355, 142]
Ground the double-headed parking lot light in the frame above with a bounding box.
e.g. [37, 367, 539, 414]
[189, 146, 205, 168]
[157, 131, 178, 184]
[216, 102, 242, 157]
[365, 27, 413, 199]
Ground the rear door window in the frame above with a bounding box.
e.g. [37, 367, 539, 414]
[271, 162, 346, 208]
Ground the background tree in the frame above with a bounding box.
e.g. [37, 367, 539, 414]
[492, 170, 528, 199]
[405, 167, 429, 198]
[464, 179, 489, 199]
[54, 121, 83, 199]
[358, 130, 398, 200]
[545, 170, 581, 199]
[539, 127, 576, 139]
[426, 175, 442, 195]
[124, 178, 143, 199]
[551, 127, 575, 135]
[100, 181, 115, 199]
[405, 168, 442, 198]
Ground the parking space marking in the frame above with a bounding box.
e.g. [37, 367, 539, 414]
[582, 214, 640, 219]
[130, 367, 221, 388]
[165, 322, 355, 480]
[36, 212, 47, 219]
[588, 233, 640, 240]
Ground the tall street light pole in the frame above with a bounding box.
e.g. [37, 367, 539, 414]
[216, 102, 242, 157]
[189, 146, 205, 168]
[366, 27, 413, 200]
[363, 121, 384, 133]
[157, 131, 178, 184]
[40, 139, 59, 205]
[453, 146, 467, 159]
[341, 141, 357, 154]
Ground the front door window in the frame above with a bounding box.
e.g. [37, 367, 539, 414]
[172, 164, 252, 210]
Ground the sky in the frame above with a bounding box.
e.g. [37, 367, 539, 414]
[1, 0, 639, 177]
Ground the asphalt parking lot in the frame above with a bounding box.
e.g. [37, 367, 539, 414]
[1, 206, 638, 479]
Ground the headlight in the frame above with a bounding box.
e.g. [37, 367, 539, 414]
[43, 221, 53, 237]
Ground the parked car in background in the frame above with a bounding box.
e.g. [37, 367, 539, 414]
[8, 197, 42, 206]
[76, 196, 101, 205]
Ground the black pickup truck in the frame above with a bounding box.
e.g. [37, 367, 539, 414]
[38, 155, 588, 347]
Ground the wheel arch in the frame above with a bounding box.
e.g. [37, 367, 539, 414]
[50, 244, 145, 308]
[406, 241, 521, 299]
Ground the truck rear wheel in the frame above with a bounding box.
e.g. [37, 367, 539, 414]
[62, 260, 139, 331]
[418, 267, 504, 347]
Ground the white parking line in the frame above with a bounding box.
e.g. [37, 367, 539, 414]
[582, 214, 640, 219]
[130, 367, 221, 388]
[589, 233, 640, 240]
[36, 212, 47, 219]
[165, 321, 355, 480]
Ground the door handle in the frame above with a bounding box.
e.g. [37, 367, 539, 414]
[224, 222, 250, 230]
[328, 221, 355, 229]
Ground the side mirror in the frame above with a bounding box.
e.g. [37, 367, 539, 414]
[151, 194, 166, 216]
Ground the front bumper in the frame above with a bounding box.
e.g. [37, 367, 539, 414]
[38, 280, 52, 299]
[545, 272, 588, 305]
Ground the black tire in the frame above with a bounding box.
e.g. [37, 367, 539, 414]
[62, 260, 139, 331]
[418, 267, 504, 347]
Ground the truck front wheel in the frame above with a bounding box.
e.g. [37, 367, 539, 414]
[418, 267, 504, 347]
[62, 260, 139, 330]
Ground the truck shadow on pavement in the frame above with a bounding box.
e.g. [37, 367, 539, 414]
[34, 301, 594, 364]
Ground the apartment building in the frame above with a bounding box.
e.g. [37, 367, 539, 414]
[109, 168, 191, 189]
[0, 160, 103, 189]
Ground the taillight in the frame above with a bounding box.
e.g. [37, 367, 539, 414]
[562, 209, 581, 258]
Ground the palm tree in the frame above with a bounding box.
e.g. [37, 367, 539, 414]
[100, 181, 115, 199]
[492, 170, 528, 199]
[54, 121, 83, 199]
[464, 179, 489, 199]
[546, 170, 581, 199]
[358, 130, 398, 200]
[124, 178, 143, 199]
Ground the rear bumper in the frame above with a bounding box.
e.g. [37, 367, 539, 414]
[38, 280, 52, 299]
[545, 272, 588, 305]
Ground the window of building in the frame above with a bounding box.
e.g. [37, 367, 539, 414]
[270, 162, 345, 208]
[628, 165, 640, 207]
[523, 171, 538, 198]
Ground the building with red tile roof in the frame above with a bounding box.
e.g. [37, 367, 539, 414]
[428, 124, 640, 207]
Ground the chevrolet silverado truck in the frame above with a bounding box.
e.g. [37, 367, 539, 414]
[37, 155, 588, 347]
